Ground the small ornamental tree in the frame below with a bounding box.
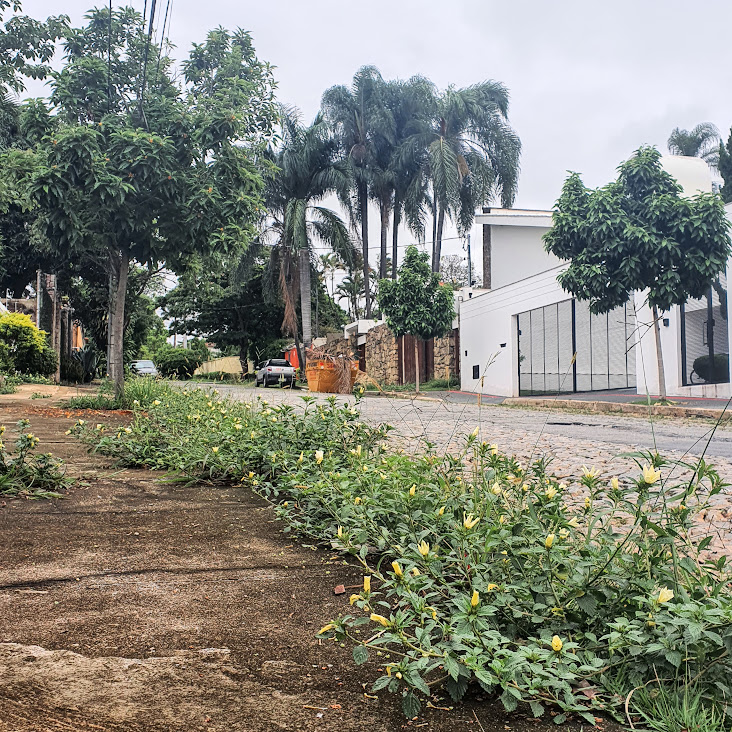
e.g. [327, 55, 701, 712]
[378, 245, 455, 392]
[544, 146, 731, 398]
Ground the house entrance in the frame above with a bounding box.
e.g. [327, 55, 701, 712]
[517, 299, 636, 395]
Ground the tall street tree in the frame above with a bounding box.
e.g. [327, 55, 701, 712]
[29, 9, 277, 396]
[321, 66, 385, 317]
[544, 146, 731, 399]
[265, 107, 355, 351]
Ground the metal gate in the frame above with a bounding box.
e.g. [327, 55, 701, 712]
[681, 275, 729, 386]
[517, 299, 636, 395]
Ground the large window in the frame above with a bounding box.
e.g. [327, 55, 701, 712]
[681, 275, 729, 386]
[517, 299, 636, 395]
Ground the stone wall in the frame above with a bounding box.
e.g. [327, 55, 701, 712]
[434, 329, 458, 382]
[322, 332, 357, 359]
[365, 324, 400, 386]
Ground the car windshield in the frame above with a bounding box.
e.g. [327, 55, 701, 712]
[134, 360, 155, 368]
[270, 359, 289, 366]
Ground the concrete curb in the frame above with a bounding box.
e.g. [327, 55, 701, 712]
[503, 397, 730, 420]
[361, 391, 444, 403]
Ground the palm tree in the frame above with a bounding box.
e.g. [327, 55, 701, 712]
[336, 272, 363, 320]
[319, 252, 341, 298]
[321, 66, 386, 317]
[407, 82, 521, 272]
[265, 108, 356, 353]
[667, 123, 721, 169]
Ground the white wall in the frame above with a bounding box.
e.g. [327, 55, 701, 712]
[460, 265, 569, 396]
[489, 225, 561, 289]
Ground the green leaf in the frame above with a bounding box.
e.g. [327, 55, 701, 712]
[500, 688, 518, 712]
[528, 700, 544, 718]
[352, 646, 369, 665]
[401, 691, 421, 719]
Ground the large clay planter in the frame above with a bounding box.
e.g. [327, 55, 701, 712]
[306, 360, 359, 393]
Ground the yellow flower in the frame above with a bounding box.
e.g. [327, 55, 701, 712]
[354, 496, 361, 505]
[315, 450, 324, 464]
[212, 446, 219, 453]
[78, 419, 85, 426]
[545, 486, 557, 500]
[558, 528, 570, 540]
[234, 423, 242, 430]
[370, 613, 390, 627]
[491, 483, 501, 495]
[363, 576, 371, 593]
[487, 583, 498, 591]
[642, 464, 661, 484]
[411, 567, 420, 576]
[386, 665, 392, 676]
[409, 485, 416, 496]
[438, 506, 445, 516]
[498, 514, 506, 524]
[582, 465, 599, 478]
[551, 635, 563, 652]
[490, 443, 498, 455]
[470, 589, 480, 608]
[418, 540, 429, 557]
[337, 526, 343, 538]
[392, 561, 403, 578]
[545, 533, 555, 549]
[611, 477, 619, 491]
[153, 399, 161, 406]
[471, 426, 480, 438]
[585, 496, 591, 509]
[356, 445, 362, 456]
[250, 431, 255, 439]
[463, 513, 480, 530]
[248, 471, 254, 478]
[318, 623, 334, 635]
[567, 517, 579, 528]
[349, 594, 360, 605]
[362, 465, 368, 472]
[657, 587, 674, 604]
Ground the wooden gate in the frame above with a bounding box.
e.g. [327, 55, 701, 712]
[397, 336, 433, 385]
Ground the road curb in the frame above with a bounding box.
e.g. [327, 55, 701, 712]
[503, 397, 730, 420]
[361, 391, 444, 403]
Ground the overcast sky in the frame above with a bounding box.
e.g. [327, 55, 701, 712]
[23, 0, 732, 273]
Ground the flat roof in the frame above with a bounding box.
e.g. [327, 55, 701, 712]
[475, 208, 553, 228]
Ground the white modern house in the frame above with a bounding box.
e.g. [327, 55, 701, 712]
[460, 156, 732, 398]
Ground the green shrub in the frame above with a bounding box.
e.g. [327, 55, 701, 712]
[0, 419, 68, 498]
[0, 312, 57, 376]
[693, 353, 729, 383]
[154, 346, 203, 379]
[71, 392, 732, 724]
[66, 378, 172, 410]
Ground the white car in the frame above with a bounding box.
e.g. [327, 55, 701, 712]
[255, 358, 296, 388]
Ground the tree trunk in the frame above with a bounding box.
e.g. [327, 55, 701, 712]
[359, 181, 371, 318]
[433, 204, 446, 273]
[107, 248, 129, 400]
[299, 248, 312, 347]
[431, 182, 437, 261]
[391, 199, 400, 280]
[379, 198, 389, 280]
[651, 303, 667, 400]
[414, 337, 420, 394]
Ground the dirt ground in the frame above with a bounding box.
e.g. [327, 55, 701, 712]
[0, 390, 620, 732]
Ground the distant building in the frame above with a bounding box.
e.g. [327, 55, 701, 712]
[461, 156, 731, 398]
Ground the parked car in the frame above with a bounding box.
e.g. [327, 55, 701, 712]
[255, 358, 295, 388]
[130, 359, 159, 377]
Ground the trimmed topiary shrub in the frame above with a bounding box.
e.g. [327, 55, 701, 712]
[692, 353, 729, 383]
[154, 345, 202, 379]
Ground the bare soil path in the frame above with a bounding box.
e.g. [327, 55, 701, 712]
[0, 395, 617, 732]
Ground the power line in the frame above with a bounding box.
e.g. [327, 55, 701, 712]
[153, 0, 171, 88]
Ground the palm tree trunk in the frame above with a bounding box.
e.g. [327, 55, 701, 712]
[392, 196, 400, 280]
[431, 182, 437, 264]
[433, 204, 446, 273]
[379, 199, 389, 280]
[299, 248, 312, 347]
[651, 304, 667, 400]
[359, 181, 371, 318]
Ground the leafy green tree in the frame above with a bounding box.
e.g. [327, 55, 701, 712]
[0, 311, 56, 375]
[378, 245, 455, 392]
[30, 9, 276, 397]
[265, 108, 355, 349]
[717, 129, 732, 203]
[161, 259, 285, 369]
[544, 146, 731, 398]
[667, 122, 720, 168]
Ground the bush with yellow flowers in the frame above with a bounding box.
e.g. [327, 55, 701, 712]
[74, 387, 732, 724]
[0, 419, 68, 498]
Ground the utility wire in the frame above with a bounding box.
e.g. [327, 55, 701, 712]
[153, 0, 171, 88]
[138, 0, 158, 129]
[107, 0, 112, 113]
